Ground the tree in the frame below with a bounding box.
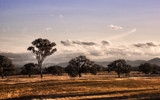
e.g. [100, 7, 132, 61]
[138, 63, 153, 74]
[21, 63, 36, 77]
[107, 59, 131, 78]
[152, 64, 160, 74]
[45, 65, 64, 75]
[89, 66, 97, 75]
[27, 38, 57, 78]
[65, 56, 95, 77]
[93, 64, 105, 72]
[0, 55, 14, 79]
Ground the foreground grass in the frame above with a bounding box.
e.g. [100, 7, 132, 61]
[0, 73, 160, 100]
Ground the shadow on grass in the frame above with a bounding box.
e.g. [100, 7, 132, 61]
[4, 89, 158, 100]
[80, 92, 160, 100]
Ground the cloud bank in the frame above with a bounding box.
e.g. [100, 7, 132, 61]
[1, 38, 160, 66]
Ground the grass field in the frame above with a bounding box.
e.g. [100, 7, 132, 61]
[0, 72, 160, 100]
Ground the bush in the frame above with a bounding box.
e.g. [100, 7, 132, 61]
[46, 65, 64, 75]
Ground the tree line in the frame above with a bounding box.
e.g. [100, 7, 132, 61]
[0, 38, 160, 79]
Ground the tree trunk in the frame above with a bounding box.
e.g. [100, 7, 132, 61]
[79, 71, 81, 77]
[1, 75, 4, 79]
[118, 74, 120, 78]
[1, 67, 4, 79]
[39, 63, 43, 78]
[41, 72, 43, 78]
[29, 74, 31, 78]
[38, 61, 43, 78]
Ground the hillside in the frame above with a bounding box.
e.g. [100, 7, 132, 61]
[94, 58, 160, 67]
[147, 58, 160, 65]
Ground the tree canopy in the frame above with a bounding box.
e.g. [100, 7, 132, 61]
[45, 65, 64, 75]
[107, 59, 131, 78]
[0, 55, 14, 79]
[65, 56, 95, 77]
[21, 63, 37, 77]
[138, 63, 153, 74]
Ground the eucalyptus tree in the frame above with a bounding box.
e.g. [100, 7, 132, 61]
[0, 55, 14, 79]
[107, 59, 131, 78]
[21, 63, 36, 77]
[45, 65, 64, 75]
[27, 38, 57, 78]
[65, 55, 95, 77]
[138, 63, 153, 74]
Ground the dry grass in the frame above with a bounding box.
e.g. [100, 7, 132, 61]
[0, 71, 160, 100]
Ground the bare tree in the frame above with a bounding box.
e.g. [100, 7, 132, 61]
[27, 38, 57, 78]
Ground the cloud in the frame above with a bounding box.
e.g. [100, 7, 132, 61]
[103, 47, 144, 58]
[101, 40, 110, 45]
[58, 14, 64, 18]
[0, 52, 36, 67]
[2, 41, 160, 66]
[108, 28, 137, 40]
[109, 24, 123, 30]
[45, 27, 52, 31]
[73, 41, 96, 46]
[61, 40, 97, 46]
[133, 42, 157, 48]
[61, 39, 73, 46]
[133, 43, 146, 48]
[88, 50, 103, 56]
[146, 42, 157, 47]
[48, 52, 85, 64]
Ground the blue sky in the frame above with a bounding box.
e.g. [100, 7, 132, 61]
[0, 0, 160, 63]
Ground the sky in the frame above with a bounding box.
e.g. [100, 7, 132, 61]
[0, 0, 160, 64]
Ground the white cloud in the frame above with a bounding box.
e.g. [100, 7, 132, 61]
[59, 39, 160, 61]
[58, 14, 64, 18]
[109, 24, 123, 30]
[108, 28, 137, 40]
[45, 27, 52, 31]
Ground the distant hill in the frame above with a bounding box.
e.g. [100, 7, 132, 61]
[57, 62, 68, 67]
[95, 61, 111, 67]
[6, 53, 160, 68]
[43, 62, 68, 67]
[147, 58, 160, 65]
[95, 58, 160, 67]
[126, 60, 146, 67]
[94, 60, 146, 67]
